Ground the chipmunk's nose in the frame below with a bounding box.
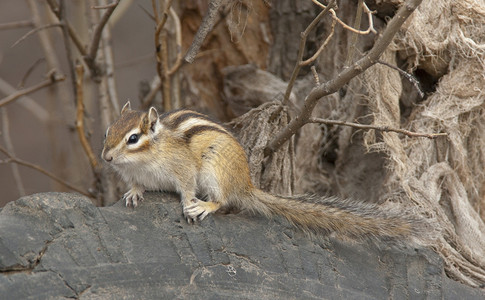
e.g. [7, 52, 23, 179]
[101, 150, 113, 162]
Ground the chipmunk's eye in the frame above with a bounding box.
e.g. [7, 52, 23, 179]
[127, 134, 139, 144]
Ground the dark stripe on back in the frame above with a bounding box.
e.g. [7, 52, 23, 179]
[161, 109, 225, 130]
[171, 113, 210, 129]
[184, 125, 228, 141]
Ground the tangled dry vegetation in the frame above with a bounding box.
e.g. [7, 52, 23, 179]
[384, 0, 485, 286]
[0, 0, 484, 288]
[231, 0, 485, 287]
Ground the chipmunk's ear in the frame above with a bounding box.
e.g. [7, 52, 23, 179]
[147, 107, 160, 132]
[121, 101, 131, 115]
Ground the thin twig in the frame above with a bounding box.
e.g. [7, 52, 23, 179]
[10, 23, 62, 48]
[153, 0, 173, 39]
[300, 18, 336, 66]
[1, 108, 26, 196]
[0, 70, 65, 108]
[75, 63, 100, 173]
[312, 0, 376, 35]
[0, 145, 91, 197]
[0, 77, 49, 122]
[308, 117, 447, 139]
[265, 0, 424, 156]
[18, 58, 45, 88]
[86, 0, 120, 75]
[45, 0, 87, 56]
[184, 0, 225, 63]
[0, 20, 33, 30]
[311, 66, 320, 85]
[377, 60, 424, 98]
[282, 0, 336, 105]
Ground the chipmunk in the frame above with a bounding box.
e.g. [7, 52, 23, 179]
[102, 102, 423, 242]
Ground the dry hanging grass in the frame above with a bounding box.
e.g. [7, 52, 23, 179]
[362, 0, 485, 287]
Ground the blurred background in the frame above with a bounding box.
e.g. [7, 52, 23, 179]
[0, 0, 159, 206]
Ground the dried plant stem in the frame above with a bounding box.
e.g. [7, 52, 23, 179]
[312, 0, 376, 35]
[309, 118, 447, 139]
[75, 64, 100, 173]
[10, 23, 62, 48]
[0, 71, 65, 107]
[282, 0, 336, 105]
[184, 0, 225, 63]
[0, 146, 91, 197]
[265, 0, 424, 155]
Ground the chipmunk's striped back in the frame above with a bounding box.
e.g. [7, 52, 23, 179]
[158, 109, 232, 142]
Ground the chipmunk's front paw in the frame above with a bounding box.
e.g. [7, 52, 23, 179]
[183, 198, 221, 223]
[123, 188, 144, 208]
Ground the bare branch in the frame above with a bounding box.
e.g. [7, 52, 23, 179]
[184, 0, 225, 63]
[75, 63, 101, 173]
[265, 0, 424, 155]
[86, 0, 120, 72]
[282, 0, 336, 105]
[45, 0, 87, 57]
[0, 71, 65, 108]
[377, 60, 424, 98]
[299, 18, 336, 67]
[11, 23, 62, 48]
[311, 66, 320, 86]
[308, 117, 447, 139]
[312, 0, 376, 35]
[0, 145, 91, 197]
[0, 77, 49, 122]
[153, 0, 173, 36]
[18, 58, 45, 88]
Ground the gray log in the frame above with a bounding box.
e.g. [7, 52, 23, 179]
[0, 192, 483, 299]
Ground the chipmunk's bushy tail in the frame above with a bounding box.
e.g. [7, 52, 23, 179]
[247, 189, 427, 243]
